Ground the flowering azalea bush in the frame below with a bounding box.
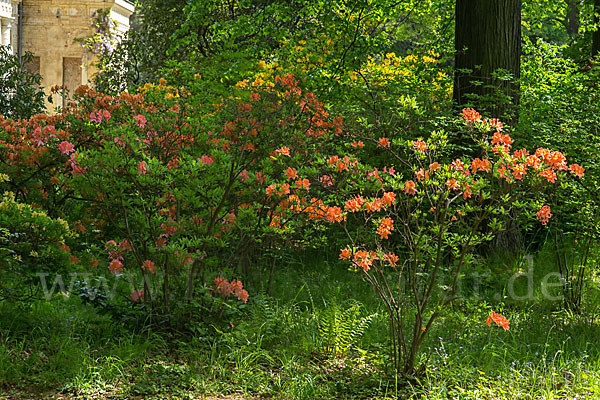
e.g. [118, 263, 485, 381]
[17, 74, 343, 324]
[280, 107, 583, 375]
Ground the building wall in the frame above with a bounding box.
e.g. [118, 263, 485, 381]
[17, 0, 133, 111]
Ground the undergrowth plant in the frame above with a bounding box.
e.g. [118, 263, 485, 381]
[317, 302, 377, 358]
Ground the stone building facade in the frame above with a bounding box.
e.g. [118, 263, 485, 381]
[2, 0, 134, 111]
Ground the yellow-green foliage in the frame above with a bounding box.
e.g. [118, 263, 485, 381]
[0, 182, 74, 298]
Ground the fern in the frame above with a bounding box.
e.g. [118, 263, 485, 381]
[317, 302, 376, 358]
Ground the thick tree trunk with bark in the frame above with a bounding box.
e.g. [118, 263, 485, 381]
[453, 0, 522, 122]
[593, 0, 600, 56]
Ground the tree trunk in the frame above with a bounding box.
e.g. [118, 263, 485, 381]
[565, 0, 580, 37]
[453, 0, 522, 123]
[593, 0, 600, 56]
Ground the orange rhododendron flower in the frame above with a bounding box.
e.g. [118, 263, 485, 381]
[445, 179, 459, 191]
[142, 260, 156, 274]
[539, 168, 557, 183]
[491, 131, 513, 148]
[326, 206, 344, 223]
[403, 180, 417, 195]
[471, 158, 491, 173]
[569, 163, 584, 178]
[415, 168, 429, 182]
[295, 178, 310, 191]
[339, 248, 352, 260]
[450, 159, 468, 174]
[535, 147, 551, 161]
[377, 137, 391, 148]
[285, 167, 298, 180]
[345, 196, 365, 212]
[547, 151, 567, 170]
[486, 310, 509, 331]
[413, 140, 428, 153]
[526, 155, 541, 169]
[382, 192, 396, 206]
[483, 118, 503, 131]
[353, 250, 374, 272]
[513, 148, 528, 159]
[536, 205, 552, 225]
[275, 146, 291, 156]
[383, 252, 399, 268]
[377, 217, 394, 239]
[462, 108, 481, 124]
[130, 289, 144, 303]
[429, 162, 442, 171]
[511, 163, 527, 180]
[109, 259, 123, 274]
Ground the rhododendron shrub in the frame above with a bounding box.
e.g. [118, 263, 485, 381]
[313, 109, 583, 375]
[56, 75, 343, 319]
[0, 113, 81, 216]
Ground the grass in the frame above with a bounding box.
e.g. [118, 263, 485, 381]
[2, 248, 600, 399]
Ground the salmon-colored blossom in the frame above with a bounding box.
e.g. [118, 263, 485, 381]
[413, 140, 428, 153]
[130, 289, 144, 303]
[339, 248, 352, 260]
[471, 158, 491, 173]
[383, 252, 399, 268]
[58, 141, 75, 155]
[429, 162, 442, 171]
[446, 178, 460, 191]
[138, 161, 147, 175]
[403, 180, 417, 195]
[275, 146, 291, 156]
[536, 205, 552, 225]
[382, 192, 396, 206]
[491, 131, 513, 148]
[326, 206, 344, 223]
[415, 168, 429, 182]
[377, 137, 391, 148]
[569, 164, 584, 178]
[539, 168, 557, 183]
[345, 196, 365, 212]
[526, 155, 541, 169]
[513, 148, 529, 159]
[462, 108, 481, 124]
[109, 259, 123, 274]
[285, 167, 298, 180]
[511, 163, 527, 180]
[377, 217, 394, 239]
[295, 178, 310, 191]
[142, 260, 156, 274]
[353, 250, 375, 272]
[486, 311, 509, 331]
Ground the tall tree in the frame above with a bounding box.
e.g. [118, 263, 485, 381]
[593, 0, 600, 55]
[453, 0, 522, 121]
[565, 0, 581, 37]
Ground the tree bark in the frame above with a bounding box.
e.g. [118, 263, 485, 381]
[565, 0, 580, 37]
[593, 0, 600, 56]
[453, 0, 522, 122]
